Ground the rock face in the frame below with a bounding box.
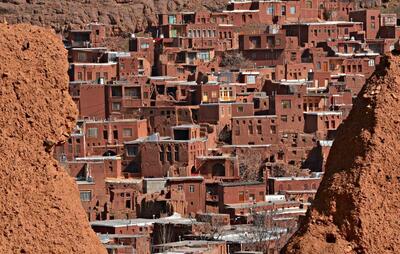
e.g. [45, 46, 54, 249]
[0, 0, 228, 35]
[282, 54, 400, 254]
[0, 24, 106, 254]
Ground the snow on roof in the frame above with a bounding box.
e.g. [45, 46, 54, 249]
[90, 213, 194, 228]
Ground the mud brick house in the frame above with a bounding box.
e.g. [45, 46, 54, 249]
[322, 0, 355, 21]
[267, 174, 322, 202]
[283, 21, 364, 47]
[134, 106, 198, 137]
[232, 115, 279, 145]
[304, 111, 343, 139]
[166, 176, 206, 216]
[198, 103, 233, 131]
[71, 62, 118, 82]
[349, 9, 382, 40]
[57, 118, 148, 161]
[66, 156, 122, 221]
[91, 213, 196, 235]
[126, 126, 207, 177]
[264, 80, 306, 133]
[106, 78, 151, 118]
[69, 81, 107, 120]
[195, 155, 240, 180]
[66, 23, 107, 48]
[83, 118, 148, 157]
[239, 31, 303, 67]
[196, 212, 230, 226]
[153, 240, 227, 254]
[129, 36, 155, 66]
[99, 234, 151, 254]
[69, 47, 108, 63]
[217, 181, 266, 213]
[105, 178, 143, 219]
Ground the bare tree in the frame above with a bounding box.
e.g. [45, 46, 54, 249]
[220, 52, 253, 69]
[238, 150, 264, 181]
[153, 222, 174, 248]
[245, 208, 298, 253]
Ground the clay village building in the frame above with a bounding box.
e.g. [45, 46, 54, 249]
[53, 1, 400, 253]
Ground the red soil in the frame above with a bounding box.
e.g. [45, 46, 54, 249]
[0, 24, 106, 253]
[282, 54, 400, 253]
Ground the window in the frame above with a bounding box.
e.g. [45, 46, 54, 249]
[126, 200, 131, 209]
[237, 106, 244, 112]
[175, 145, 179, 161]
[282, 100, 292, 109]
[271, 125, 276, 134]
[325, 121, 329, 128]
[123, 128, 132, 137]
[281, 115, 288, 122]
[77, 72, 83, 80]
[141, 43, 150, 49]
[87, 128, 98, 138]
[267, 6, 274, 15]
[80, 191, 91, 202]
[248, 125, 253, 134]
[290, 52, 296, 61]
[247, 75, 256, 84]
[168, 15, 176, 24]
[211, 91, 217, 98]
[127, 145, 138, 156]
[235, 127, 240, 136]
[77, 52, 86, 62]
[178, 185, 183, 191]
[368, 59, 375, 66]
[125, 87, 140, 98]
[281, 6, 286, 15]
[290, 6, 296, 14]
[239, 191, 245, 202]
[256, 125, 262, 134]
[189, 185, 195, 192]
[112, 102, 121, 111]
[198, 51, 210, 61]
[316, 62, 321, 70]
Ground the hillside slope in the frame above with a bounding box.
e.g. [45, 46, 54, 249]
[282, 54, 400, 253]
[0, 23, 106, 254]
[0, 0, 228, 35]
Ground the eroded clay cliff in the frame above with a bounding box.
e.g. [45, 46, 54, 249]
[282, 54, 400, 253]
[0, 24, 106, 253]
[0, 0, 228, 35]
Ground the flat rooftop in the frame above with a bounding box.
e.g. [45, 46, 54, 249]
[90, 213, 195, 228]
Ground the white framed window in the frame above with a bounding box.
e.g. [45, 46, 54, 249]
[87, 128, 98, 138]
[290, 6, 296, 14]
[189, 185, 195, 192]
[127, 145, 138, 156]
[123, 128, 132, 137]
[267, 6, 274, 15]
[112, 102, 121, 111]
[80, 191, 92, 201]
[140, 43, 150, 49]
[368, 59, 375, 66]
[247, 75, 256, 84]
